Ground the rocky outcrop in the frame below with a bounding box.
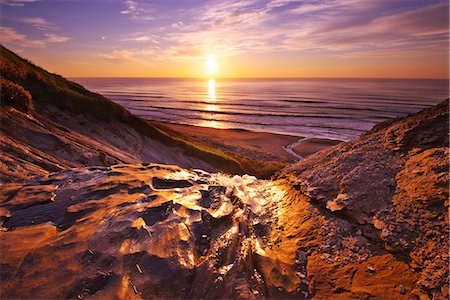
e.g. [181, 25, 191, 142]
[0, 164, 295, 299]
[280, 99, 449, 299]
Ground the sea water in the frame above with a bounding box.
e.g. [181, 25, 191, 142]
[74, 78, 448, 141]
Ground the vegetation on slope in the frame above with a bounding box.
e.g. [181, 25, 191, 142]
[0, 78, 32, 113]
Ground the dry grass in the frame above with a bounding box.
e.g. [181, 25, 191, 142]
[0, 78, 32, 113]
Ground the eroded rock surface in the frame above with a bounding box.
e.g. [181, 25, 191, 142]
[0, 164, 297, 299]
[281, 99, 449, 299]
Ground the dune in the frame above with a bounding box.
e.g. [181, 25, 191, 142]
[0, 46, 448, 299]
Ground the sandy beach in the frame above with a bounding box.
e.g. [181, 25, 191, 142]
[150, 121, 342, 163]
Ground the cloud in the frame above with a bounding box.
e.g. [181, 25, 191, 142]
[0, 27, 45, 47]
[121, 34, 160, 44]
[113, 0, 448, 64]
[0, 26, 71, 48]
[43, 33, 70, 43]
[0, 0, 36, 7]
[120, 0, 155, 20]
[171, 22, 184, 29]
[292, 1, 450, 56]
[161, 0, 449, 60]
[368, 2, 449, 36]
[98, 50, 135, 63]
[18, 17, 58, 31]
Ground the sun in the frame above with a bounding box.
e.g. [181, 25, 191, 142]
[204, 55, 218, 76]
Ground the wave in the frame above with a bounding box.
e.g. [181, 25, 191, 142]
[75, 78, 448, 140]
[128, 104, 396, 122]
[131, 108, 370, 132]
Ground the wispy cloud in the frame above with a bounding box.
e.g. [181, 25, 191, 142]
[120, 0, 155, 20]
[18, 17, 58, 31]
[293, 1, 450, 56]
[0, 26, 71, 48]
[121, 33, 160, 44]
[1, 0, 445, 77]
[142, 0, 449, 61]
[43, 33, 70, 43]
[98, 50, 135, 63]
[0, 0, 36, 7]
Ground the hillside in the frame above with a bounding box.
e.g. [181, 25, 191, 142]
[0, 45, 248, 181]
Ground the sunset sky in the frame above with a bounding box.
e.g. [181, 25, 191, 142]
[0, 0, 448, 78]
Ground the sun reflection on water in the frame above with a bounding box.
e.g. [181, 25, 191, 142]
[196, 120, 224, 129]
[196, 79, 227, 129]
[208, 78, 216, 102]
[206, 104, 219, 111]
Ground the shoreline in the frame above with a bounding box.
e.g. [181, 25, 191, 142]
[150, 120, 343, 162]
[283, 137, 308, 160]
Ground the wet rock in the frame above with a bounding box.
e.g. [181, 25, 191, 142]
[141, 201, 174, 226]
[0, 185, 56, 212]
[65, 272, 115, 299]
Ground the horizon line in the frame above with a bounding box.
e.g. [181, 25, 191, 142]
[68, 76, 450, 80]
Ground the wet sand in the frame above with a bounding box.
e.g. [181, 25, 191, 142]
[293, 138, 343, 158]
[150, 121, 341, 162]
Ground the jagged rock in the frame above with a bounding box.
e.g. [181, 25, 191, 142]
[282, 99, 449, 299]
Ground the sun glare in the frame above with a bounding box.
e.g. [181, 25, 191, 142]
[205, 55, 218, 76]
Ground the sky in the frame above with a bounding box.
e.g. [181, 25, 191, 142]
[0, 0, 449, 78]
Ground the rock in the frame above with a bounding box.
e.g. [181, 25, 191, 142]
[151, 177, 193, 189]
[326, 193, 349, 211]
[282, 99, 448, 299]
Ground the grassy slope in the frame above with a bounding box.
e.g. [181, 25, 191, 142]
[0, 45, 282, 178]
[150, 122, 288, 178]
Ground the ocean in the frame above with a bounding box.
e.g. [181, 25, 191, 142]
[73, 78, 448, 141]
